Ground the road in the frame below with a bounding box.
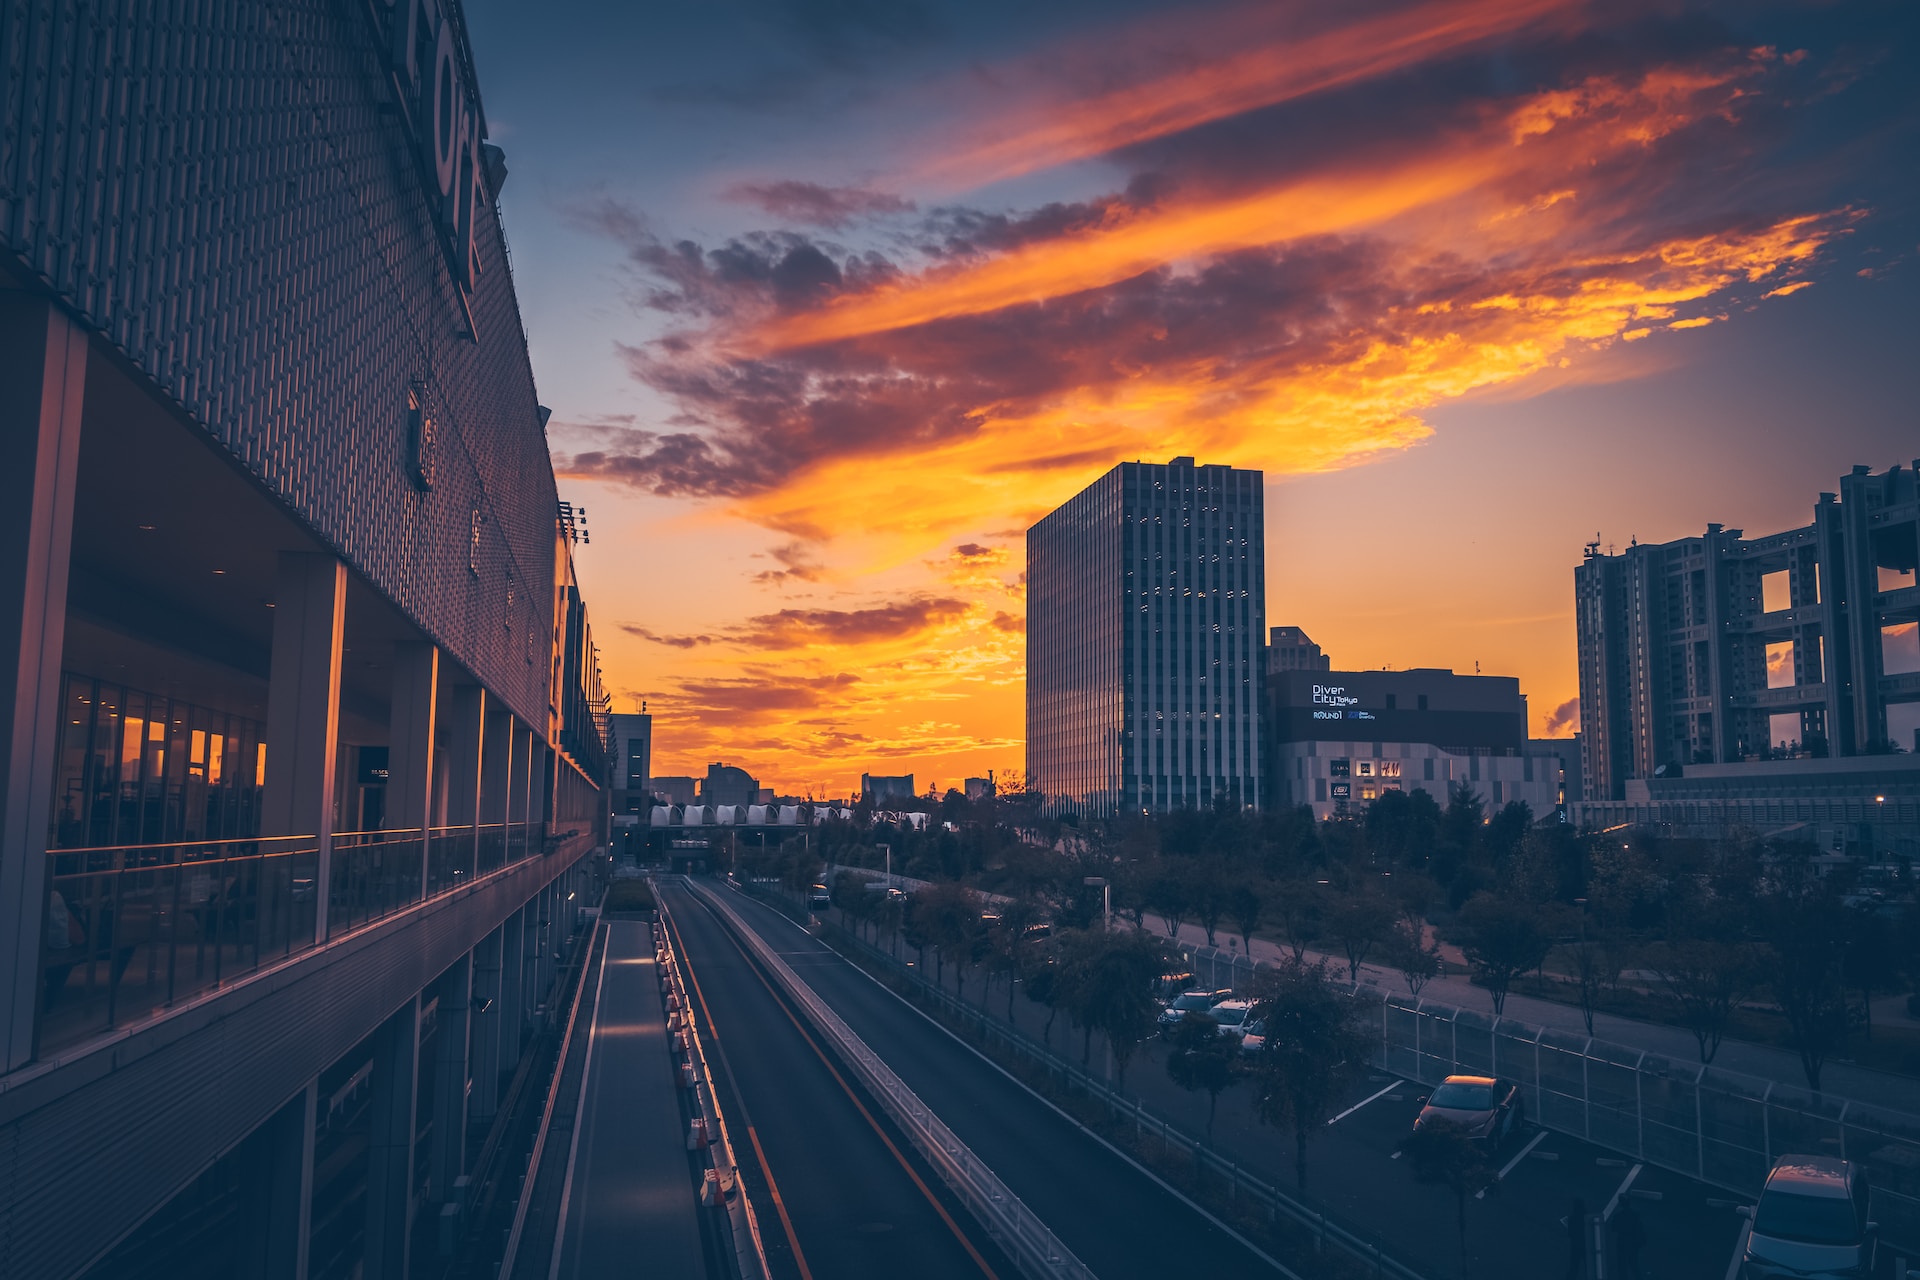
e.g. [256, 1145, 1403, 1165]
[657, 881, 1019, 1280]
[553, 920, 710, 1280]
[671, 878, 1303, 1279]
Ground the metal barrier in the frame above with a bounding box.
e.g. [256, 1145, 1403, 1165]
[655, 892, 769, 1280]
[695, 879, 1098, 1280]
[1178, 940, 1920, 1254]
[41, 834, 319, 1053]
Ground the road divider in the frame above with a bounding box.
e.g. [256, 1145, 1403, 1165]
[690, 878, 1096, 1280]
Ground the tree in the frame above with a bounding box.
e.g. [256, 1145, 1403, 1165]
[1190, 859, 1232, 947]
[1763, 895, 1851, 1091]
[1056, 929, 1166, 1086]
[1145, 867, 1192, 939]
[1271, 878, 1326, 961]
[1842, 907, 1896, 1042]
[1565, 928, 1621, 1037]
[1455, 892, 1550, 1017]
[1247, 958, 1379, 1191]
[1024, 963, 1061, 1048]
[1388, 920, 1442, 998]
[1403, 1118, 1497, 1278]
[1327, 892, 1397, 982]
[1165, 1012, 1239, 1144]
[914, 881, 984, 998]
[984, 901, 1040, 1021]
[1228, 881, 1265, 953]
[1648, 937, 1756, 1064]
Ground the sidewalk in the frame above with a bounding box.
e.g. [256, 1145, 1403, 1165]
[1145, 911, 1920, 1114]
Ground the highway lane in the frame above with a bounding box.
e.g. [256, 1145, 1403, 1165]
[686, 878, 1297, 1279]
[554, 920, 709, 1280]
[659, 882, 1016, 1280]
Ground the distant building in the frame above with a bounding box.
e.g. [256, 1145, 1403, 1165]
[610, 710, 652, 815]
[653, 775, 697, 806]
[1266, 667, 1562, 820]
[753, 787, 775, 805]
[862, 773, 916, 804]
[1577, 463, 1920, 803]
[1268, 626, 1331, 672]
[964, 776, 995, 801]
[1027, 456, 1266, 818]
[700, 763, 759, 806]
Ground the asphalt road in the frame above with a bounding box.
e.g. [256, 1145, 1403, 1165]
[679, 878, 1299, 1279]
[553, 920, 709, 1280]
[658, 881, 1018, 1280]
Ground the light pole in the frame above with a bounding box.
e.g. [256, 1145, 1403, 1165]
[879, 842, 892, 889]
[1084, 876, 1111, 932]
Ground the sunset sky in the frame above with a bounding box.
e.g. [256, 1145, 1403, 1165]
[464, 0, 1919, 798]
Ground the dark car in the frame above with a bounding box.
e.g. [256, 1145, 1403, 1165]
[1739, 1155, 1878, 1279]
[1412, 1075, 1524, 1146]
[1155, 988, 1234, 1035]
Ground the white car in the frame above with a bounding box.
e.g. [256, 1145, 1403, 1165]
[1208, 999, 1255, 1039]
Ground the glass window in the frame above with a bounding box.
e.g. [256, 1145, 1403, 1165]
[1883, 622, 1920, 676]
[1752, 1190, 1860, 1245]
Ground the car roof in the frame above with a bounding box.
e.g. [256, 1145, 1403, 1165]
[1214, 999, 1252, 1010]
[1766, 1156, 1854, 1196]
[1440, 1075, 1498, 1087]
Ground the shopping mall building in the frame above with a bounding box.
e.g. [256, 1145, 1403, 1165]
[0, 1, 614, 1276]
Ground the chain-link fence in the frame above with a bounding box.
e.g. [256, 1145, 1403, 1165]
[1180, 942, 1920, 1253]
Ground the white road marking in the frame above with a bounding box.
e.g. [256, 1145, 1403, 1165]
[1601, 1163, 1643, 1222]
[1478, 1130, 1549, 1198]
[1327, 1080, 1402, 1126]
[1723, 1223, 1751, 1280]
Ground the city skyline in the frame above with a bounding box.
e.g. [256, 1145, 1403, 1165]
[465, 0, 1920, 793]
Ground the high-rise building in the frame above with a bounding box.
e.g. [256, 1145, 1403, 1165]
[610, 710, 653, 813]
[1575, 463, 1920, 802]
[861, 773, 916, 804]
[1268, 626, 1332, 671]
[0, 3, 616, 1275]
[1026, 457, 1266, 817]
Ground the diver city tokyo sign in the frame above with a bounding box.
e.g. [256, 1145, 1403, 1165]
[379, 0, 490, 329]
[1310, 684, 1376, 721]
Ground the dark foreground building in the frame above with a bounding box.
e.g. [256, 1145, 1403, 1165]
[1, 2, 614, 1277]
[1027, 457, 1266, 818]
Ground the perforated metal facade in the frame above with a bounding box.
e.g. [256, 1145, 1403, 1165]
[0, 0, 557, 726]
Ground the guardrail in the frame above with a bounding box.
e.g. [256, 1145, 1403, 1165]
[654, 889, 769, 1280]
[694, 878, 1097, 1280]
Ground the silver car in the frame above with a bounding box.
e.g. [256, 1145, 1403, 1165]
[1740, 1155, 1878, 1279]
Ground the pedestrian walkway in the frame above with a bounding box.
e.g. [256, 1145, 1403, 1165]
[1150, 912, 1920, 1113]
[553, 919, 707, 1278]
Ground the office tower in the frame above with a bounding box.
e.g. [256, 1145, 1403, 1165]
[1027, 457, 1265, 817]
[1575, 463, 1920, 801]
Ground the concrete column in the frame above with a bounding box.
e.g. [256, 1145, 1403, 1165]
[469, 928, 503, 1122]
[388, 644, 438, 897]
[262, 554, 346, 940]
[430, 954, 471, 1207]
[240, 1080, 317, 1280]
[0, 294, 86, 1071]
[496, 908, 525, 1072]
[364, 996, 420, 1280]
[480, 707, 511, 864]
[516, 723, 535, 839]
[444, 686, 485, 871]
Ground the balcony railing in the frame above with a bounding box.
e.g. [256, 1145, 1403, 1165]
[39, 820, 544, 1057]
[41, 834, 320, 1055]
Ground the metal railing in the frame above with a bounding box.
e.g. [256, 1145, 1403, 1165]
[1177, 940, 1920, 1255]
[41, 834, 320, 1054]
[40, 820, 551, 1056]
[696, 880, 1097, 1280]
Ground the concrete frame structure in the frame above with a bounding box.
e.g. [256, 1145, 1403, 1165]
[0, 2, 614, 1277]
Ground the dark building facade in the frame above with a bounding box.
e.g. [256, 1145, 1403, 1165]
[1027, 457, 1265, 817]
[1, 3, 613, 1277]
[1576, 463, 1920, 802]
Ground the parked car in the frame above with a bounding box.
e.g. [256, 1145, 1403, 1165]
[807, 883, 831, 910]
[1156, 989, 1234, 1034]
[1239, 1017, 1267, 1056]
[1208, 999, 1256, 1039]
[1412, 1075, 1524, 1146]
[1739, 1155, 1878, 1279]
[1155, 970, 1198, 1001]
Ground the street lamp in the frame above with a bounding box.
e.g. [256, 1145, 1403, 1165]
[878, 842, 892, 889]
[1083, 876, 1111, 932]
